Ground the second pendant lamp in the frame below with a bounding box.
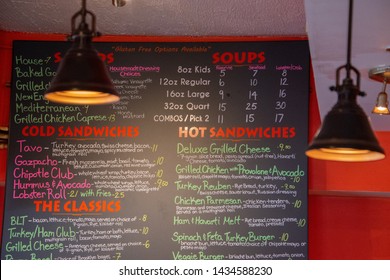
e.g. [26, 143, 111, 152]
[306, 0, 385, 162]
[370, 66, 390, 115]
[44, 0, 119, 105]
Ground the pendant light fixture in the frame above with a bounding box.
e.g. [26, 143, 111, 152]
[306, 0, 385, 162]
[369, 66, 390, 115]
[44, 0, 119, 105]
[0, 126, 8, 149]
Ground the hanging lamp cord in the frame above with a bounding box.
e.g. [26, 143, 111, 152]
[331, 0, 365, 96]
[345, 0, 353, 78]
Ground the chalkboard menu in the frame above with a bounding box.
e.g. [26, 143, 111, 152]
[2, 40, 309, 260]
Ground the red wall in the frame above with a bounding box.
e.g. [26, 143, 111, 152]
[0, 31, 389, 259]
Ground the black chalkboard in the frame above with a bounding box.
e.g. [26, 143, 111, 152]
[2, 40, 309, 260]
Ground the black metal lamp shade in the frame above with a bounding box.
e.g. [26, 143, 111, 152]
[44, 39, 119, 105]
[44, 0, 119, 105]
[306, 80, 385, 162]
